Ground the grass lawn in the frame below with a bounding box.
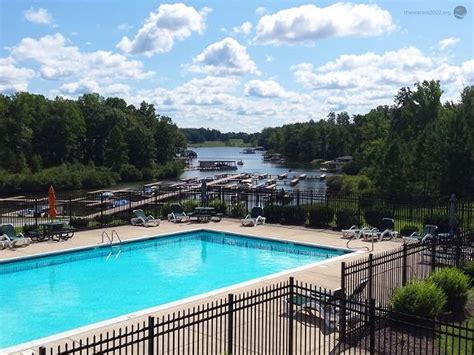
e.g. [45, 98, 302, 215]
[188, 139, 252, 148]
[438, 288, 474, 354]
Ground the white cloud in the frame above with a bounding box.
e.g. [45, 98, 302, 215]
[24, 7, 53, 25]
[11, 34, 153, 81]
[117, 23, 133, 31]
[0, 57, 35, 93]
[292, 46, 473, 111]
[255, 7, 267, 16]
[245, 80, 284, 97]
[117, 3, 208, 56]
[265, 55, 274, 62]
[255, 3, 394, 45]
[189, 37, 259, 76]
[60, 79, 100, 95]
[438, 37, 460, 51]
[232, 21, 252, 35]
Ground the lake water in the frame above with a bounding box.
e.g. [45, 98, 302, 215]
[180, 147, 328, 191]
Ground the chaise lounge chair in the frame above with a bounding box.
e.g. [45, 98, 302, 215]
[286, 278, 369, 331]
[341, 226, 371, 239]
[131, 209, 160, 227]
[167, 204, 190, 223]
[241, 207, 266, 227]
[363, 218, 398, 242]
[0, 224, 32, 248]
[403, 224, 437, 243]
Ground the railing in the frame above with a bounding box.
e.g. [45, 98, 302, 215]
[342, 234, 474, 306]
[38, 277, 473, 355]
[101, 230, 122, 245]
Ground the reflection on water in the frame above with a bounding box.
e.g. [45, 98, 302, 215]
[180, 147, 329, 191]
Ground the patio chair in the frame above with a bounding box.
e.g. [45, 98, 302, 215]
[341, 226, 371, 239]
[403, 224, 438, 243]
[363, 218, 398, 242]
[0, 224, 32, 248]
[167, 204, 190, 223]
[131, 209, 160, 227]
[241, 207, 266, 227]
[286, 278, 369, 331]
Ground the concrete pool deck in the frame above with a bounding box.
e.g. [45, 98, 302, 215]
[0, 220, 402, 354]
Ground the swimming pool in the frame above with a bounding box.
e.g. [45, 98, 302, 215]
[0, 230, 351, 349]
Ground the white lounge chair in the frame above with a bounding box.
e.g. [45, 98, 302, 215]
[403, 224, 437, 243]
[167, 204, 190, 223]
[341, 226, 371, 239]
[241, 207, 266, 227]
[0, 224, 31, 248]
[131, 209, 160, 227]
[363, 218, 398, 242]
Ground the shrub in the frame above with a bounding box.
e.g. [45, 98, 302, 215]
[141, 167, 155, 181]
[281, 206, 307, 225]
[69, 217, 89, 229]
[120, 164, 142, 182]
[335, 209, 359, 230]
[181, 199, 198, 213]
[390, 280, 446, 319]
[423, 214, 450, 233]
[160, 202, 172, 218]
[116, 211, 134, 223]
[22, 224, 37, 234]
[326, 176, 343, 193]
[462, 261, 474, 282]
[263, 204, 284, 223]
[429, 268, 469, 312]
[208, 199, 227, 214]
[363, 208, 393, 228]
[94, 214, 114, 225]
[308, 204, 334, 227]
[341, 161, 361, 175]
[401, 225, 418, 236]
[230, 202, 247, 218]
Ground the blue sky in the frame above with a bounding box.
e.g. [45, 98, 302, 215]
[1, 0, 472, 132]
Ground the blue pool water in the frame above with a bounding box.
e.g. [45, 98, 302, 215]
[0, 230, 349, 348]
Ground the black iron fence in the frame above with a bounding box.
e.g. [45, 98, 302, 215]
[38, 278, 473, 355]
[1, 188, 473, 232]
[342, 230, 474, 306]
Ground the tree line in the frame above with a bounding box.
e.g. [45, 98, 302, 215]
[0, 93, 186, 193]
[180, 127, 258, 145]
[258, 81, 473, 198]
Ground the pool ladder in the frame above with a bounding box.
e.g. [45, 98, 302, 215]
[102, 230, 122, 260]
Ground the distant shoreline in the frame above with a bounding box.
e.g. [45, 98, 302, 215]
[188, 139, 253, 148]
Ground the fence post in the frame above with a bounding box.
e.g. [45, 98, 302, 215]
[455, 236, 461, 268]
[39, 346, 46, 355]
[340, 263, 347, 341]
[100, 193, 104, 218]
[288, 277, 294, 355]
[148, 316, 155, 354]
[227, 293, 234, 355]
[368, 254, 374, 300]
[34, 198, 38, 227]
[296, 190, 300, 206]
[129, 191, 132, 211]
[402, 243, 408, 286]
[369, 298, 376, 355]
[69, 196, 72, 223]
[431, 241, 436, 272]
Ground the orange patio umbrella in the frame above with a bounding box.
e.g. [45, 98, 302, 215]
[48, 185, 57, 218]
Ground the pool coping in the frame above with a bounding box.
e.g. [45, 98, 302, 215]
[1, 228, 362, 353]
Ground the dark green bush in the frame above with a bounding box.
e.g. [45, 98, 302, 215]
[230, 202, 247, 218]
[401, 225, 419, 236]
[335, 209, 359, 230]
[423, 214, 450, 233]
[160, 202, 172, 218]
[390, 280, 446, 319]
[429, 268, 469, 312]
[263, 204, 284, 223]
[363, 208, 393, 228]
[208, 199, 227, 214]
[116, 211, 134, 223]
[22, 224, 37, 234]
[69, 217, 89, 229]
[120, 164, 142, 182]
[94, 214, 114, 225]
[326, 176, 342, 193]
[308, 204, 334, 227]
[141, 167, 155, 181]
[341, 161, 361, 175]
[181, 199, 198, 213]
[281, 206, 307, 225]
[462, 261, 474, 282]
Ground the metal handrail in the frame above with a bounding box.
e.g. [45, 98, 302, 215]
[101, 230, 122, 245]
[346, 233, 374, 252]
